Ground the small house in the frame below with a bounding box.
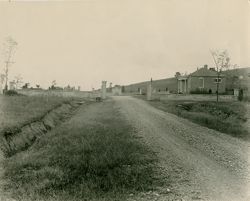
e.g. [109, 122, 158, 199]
[177, 65, 226, 94]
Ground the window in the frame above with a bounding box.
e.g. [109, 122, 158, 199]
[199, 77, 204, 88]
[214, 78, 222, 83]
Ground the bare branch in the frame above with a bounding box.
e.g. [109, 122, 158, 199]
[2, 36, 18, 91]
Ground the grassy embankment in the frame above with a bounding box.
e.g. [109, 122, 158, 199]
[3, 100, 158, 201]
[0, 95, 78, 134]
[135, 95, 249, 139]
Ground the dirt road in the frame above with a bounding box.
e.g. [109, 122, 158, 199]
[114, 96, 250, 201]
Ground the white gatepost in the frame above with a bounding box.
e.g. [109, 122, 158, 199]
[139, 88, 142, 95]
[147, 78, 153, 101]
[101, 81, 107, 99]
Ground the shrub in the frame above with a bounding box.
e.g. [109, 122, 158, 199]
[190, 88, 210, 94]
[238, 89, 244, 101]
[4, 90, 19, 96]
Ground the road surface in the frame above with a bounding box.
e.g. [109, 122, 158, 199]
[114, 96, 250, 201]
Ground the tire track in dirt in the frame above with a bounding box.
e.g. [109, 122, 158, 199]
[114, 96, 250, 201]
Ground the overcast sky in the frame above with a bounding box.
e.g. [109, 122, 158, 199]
[0, 0, 249, 90]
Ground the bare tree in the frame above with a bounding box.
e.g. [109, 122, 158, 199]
[210, 50, 230, 102]
[0, 74, 4, 85]
[2, 37, 18, 92]
[0, 74, 5, 93]
[50, 80, 57, 90]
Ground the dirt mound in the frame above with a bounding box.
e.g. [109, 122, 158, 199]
[0, 101, 83, 157]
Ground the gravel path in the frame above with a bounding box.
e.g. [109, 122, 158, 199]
[114, 96, 250, 201]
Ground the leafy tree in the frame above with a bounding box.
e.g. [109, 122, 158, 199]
[22, 83, 30, 89]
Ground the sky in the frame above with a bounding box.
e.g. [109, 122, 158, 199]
[0, 0, 249, 90]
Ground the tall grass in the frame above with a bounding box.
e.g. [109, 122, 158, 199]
[3, 102, 158, 201]
[142, 98, 249, 139]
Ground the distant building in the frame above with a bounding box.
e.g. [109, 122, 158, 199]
[122, 65, 250, 96]
[185, 65, 226, 94]
[124, 77, 177, 94]
[9, 81, 16, 90]
[64, 85, 75, 91]
[112, 85, 122, 95]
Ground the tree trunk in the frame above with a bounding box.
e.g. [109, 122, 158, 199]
[216, 73, 219, 102]
[216, 82, 219, 102]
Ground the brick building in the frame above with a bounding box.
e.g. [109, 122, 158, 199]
[185, 65, 226, 94]
[123, 65, 250, 95]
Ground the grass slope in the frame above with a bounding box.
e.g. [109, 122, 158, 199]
[0, 95, 77, 134]
[3, 100, 158, 201]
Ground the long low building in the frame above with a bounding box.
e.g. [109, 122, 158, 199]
[123, 66, 250, 96]
[124, 77, 177, 94]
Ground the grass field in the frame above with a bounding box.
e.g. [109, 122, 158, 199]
[0, 95, 78, 134]
[3, 101, 158, 201]
[135, 95, 249, 139]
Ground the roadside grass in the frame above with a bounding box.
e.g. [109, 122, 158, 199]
[3, 101, 158, 201]
[0, 95, 78, 135]
[135, 95, 249, 139]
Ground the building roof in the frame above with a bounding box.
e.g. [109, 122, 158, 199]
[189, 66, 225, 77]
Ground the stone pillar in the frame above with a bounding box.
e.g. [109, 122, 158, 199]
[109, 82, 112, 93]
[9, 81, 15, 90]
[180, 80, 182, 93]
[184, 80, 186, 93]
[147, 78, 153, 101]
[101, 81, 107, 99]
[91, 88, 95, 98]
[177, 80, 179, 93]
